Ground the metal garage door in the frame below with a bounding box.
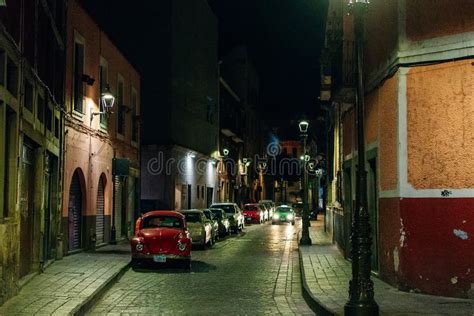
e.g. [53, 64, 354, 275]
[96, 177, 105, 245]
[20, 143, 35, 278]
[68, 171, 82, 251]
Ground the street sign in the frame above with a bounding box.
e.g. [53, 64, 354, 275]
[113, 158, 130, 176]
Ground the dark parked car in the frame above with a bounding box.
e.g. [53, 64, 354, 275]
[210, 208, 230, 237]
[130, 211, 192, 270]
[292, 202, 303, 217]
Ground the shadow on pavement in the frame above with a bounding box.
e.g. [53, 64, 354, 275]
[132, 260, 217, 274]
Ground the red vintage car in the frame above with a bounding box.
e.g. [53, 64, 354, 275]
[130, 211, 192, 270]
[242, 204, 264, 224]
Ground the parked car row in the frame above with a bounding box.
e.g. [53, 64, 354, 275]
[130, 203, 245, 270]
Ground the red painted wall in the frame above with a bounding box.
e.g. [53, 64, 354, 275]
[379, 198, 401, 286]
[380, 198, 474, 298]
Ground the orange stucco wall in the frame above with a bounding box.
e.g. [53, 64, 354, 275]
[406, 0, 474, 42]
[364, 92, 378, 146]
[343, 73, 398, 191]
[343, 109, 354, 157]
[378, 74, 398, 191]
[407, 59, 474, 189]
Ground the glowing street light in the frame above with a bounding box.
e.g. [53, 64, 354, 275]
[298, 120, 309, 134]
[101, 85, 115, 110]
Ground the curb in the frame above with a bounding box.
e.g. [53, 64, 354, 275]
[72, 261, 131, 316]
[298, 249, 335, 316]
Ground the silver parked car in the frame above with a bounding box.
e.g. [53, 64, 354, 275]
[180, 210, 213, 249]
[202, 209, 219, 243]
[259, 200, 275, 218]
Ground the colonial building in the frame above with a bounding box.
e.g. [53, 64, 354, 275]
[219, 46, 266, 204]
[324, 0, 474, 298]
[63, 0, 140, 252]
[141, 0, 219, 211]
[0, 0, 66, 304]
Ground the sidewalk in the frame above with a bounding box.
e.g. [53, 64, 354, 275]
[299, 219, 474, 315]
[0, 243, 130, 316]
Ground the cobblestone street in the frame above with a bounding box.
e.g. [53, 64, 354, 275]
[89, 220, 315, 315]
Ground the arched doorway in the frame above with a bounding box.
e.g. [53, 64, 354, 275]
[68, 169, 83, 251]
[96, 175, 106, 245]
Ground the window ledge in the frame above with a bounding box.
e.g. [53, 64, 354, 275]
[99, 123, 108, 133]
[72, 110, 84, 121]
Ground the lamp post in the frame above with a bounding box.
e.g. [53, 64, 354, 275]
[344, 0, 379, 315]
[299, 120, 311, 245]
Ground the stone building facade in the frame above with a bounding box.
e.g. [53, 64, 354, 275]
[0, 0, 66, 304]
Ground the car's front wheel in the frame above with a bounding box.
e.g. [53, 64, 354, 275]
[131, 258, 141, 269]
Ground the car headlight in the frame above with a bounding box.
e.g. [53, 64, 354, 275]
[136, 243, 144, 251]
[287, 214, 294, 221]
[273, 214, 280, 220]
[177, 241, 186, 251]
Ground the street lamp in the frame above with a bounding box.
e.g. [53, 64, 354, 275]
[345, 0, 379, 315]
[91, 84, 115, 122]
[299, 119, 311, 246]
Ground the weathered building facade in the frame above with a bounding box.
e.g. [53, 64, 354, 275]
[141, 0, 219, 212]
[325, 0, 474, 298]
[0, 0, 66, 304]
[63, 0, 140, 252]
[219, 46, 266, 205]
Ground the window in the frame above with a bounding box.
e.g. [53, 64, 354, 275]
[45, 104, 52, 132]
[117, 76, 124, 135]
[292, 147, 297, 158]
[54, 117, 60, 138]
[197, 185, 200, 199]
[37, 95, 45, 123]
[201, 186, 204, 199]
[99, 58, 108, 127]
[6, 57, 18, 97]
[131, 88, 138, 142]
[3, 106, 17, 218]
[0, 50, 5, 86]
[73, 39, 84, 113]
[24, 80, 33, 112]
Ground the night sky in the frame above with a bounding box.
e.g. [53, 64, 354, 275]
[81, 0, 328, 132]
